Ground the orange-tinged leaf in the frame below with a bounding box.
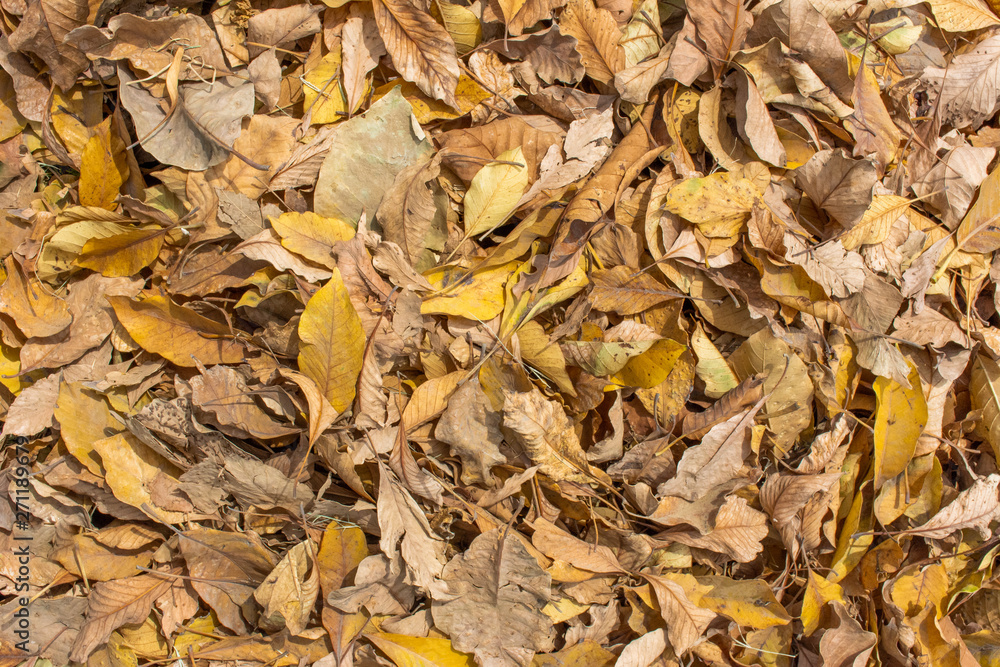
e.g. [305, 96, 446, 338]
[0, 256, 73, 338]
[78, 116, 128, 209]
[367, 632, 476, 667]
[297, 268, 366, 413]
[76, 228, 166, 277]
[90, 432, 187, 523]
[107, 294, 244, 367]
[401, 370, 463, 428]
[559, 0, 625, 86]
[317, 524, 368, 598]
[372, 0, 460, 107]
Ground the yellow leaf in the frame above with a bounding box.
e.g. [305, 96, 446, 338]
[690, 322, 738, 398]
[402, 370, 463, 428]
[431, 1, 482, 55]
[971, 352, 1000, 462]
[297, 269, 366, 413]
[541, 597, 590, 624]
[0, 256, 72, 338]
[0, 342, 23, 395]
[515, 320, 575, 395]
[366, 632, 475, 667]
[0, 71, 25, 142]
[664, 172, 757, 229]
[956, 165, 1000, 253]
[924, 0, 999, 32]
[562, 339, 656, 377]
[422, 261, 518, 321]
[373, 75, 490, 123]
[463, 147, 529, 238]
[829, 480, 874, 583]
[90, 432, 186, 523]
[890, 564, 949, 618]
[317, 524, 368, 599]
[79, 116, 129, 209]
[873, 359, 927, 490]
[50, 85, 103, 159]
[116, 616, 169, 658]
[271, 211, 355, 269]
[76, 228, 165, 277]
[635, 348, 696, 427]
[613, 338, 687, 389]
[107, 294, 245, 367]
[801, 571, 845, 636]
[36, 208, 133, 281]
[304, 51, 350, 125]
[54, 381, 120, 475]
[740, 625, 793, 667]
[697, 576, 792, 629]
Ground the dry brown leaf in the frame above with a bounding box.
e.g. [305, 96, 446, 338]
[502, 386, 613, 486]
[643, 573, 716, 655]
[179, 528, 277, 634]
[903, 474, 1000, 540]
[432, 528, 556, 666]
[687, 0, 752, 79]
[559, 0, 626, 87]
[662, 495, 768, 562]
[372, 0, 460, 107]
[377, 466, 448, 592]
[659, 402, 763, 502]
[69, 570, 177, 662]
[435, 378, 506, 486]
[923, 35, 1000, 129]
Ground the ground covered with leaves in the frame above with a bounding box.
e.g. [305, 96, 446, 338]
[3, 0, 1000, 664]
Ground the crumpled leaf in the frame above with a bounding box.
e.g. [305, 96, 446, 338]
[432, 528, 556, 666]
[903, 474, 1000, 540]
[502, 386, 611, 486]
[119, 68, 254, 171]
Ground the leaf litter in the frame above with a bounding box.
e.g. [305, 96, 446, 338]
[3, 0, 1000, 664]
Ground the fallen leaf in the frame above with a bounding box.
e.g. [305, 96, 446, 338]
[107, 294, 243, 367]
[432, 528, 556, 665]
[297, 268, 366, 413]
[372, 0, 460, 107]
